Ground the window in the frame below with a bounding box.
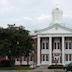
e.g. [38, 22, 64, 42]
[69, 42, 71, 49]
[30, 56, 33, 61]
[46, 43, 48, 49]
[17, 58, 20, 61]
[69, 54, 71, 61]
[42, 43, 45, 49]
[54, 43, 56, 49]
[42, 54, 45, 61]
[24, 57, 26, 61]
[65, 42, 68, 49]
[58, 43, 60, 49]
[65, 54, 68, 61]
[46, 54, 49, 61]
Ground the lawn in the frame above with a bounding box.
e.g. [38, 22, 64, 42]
[0, 66, 32, 70]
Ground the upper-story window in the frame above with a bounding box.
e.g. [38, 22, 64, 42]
[54, 43, 56, 49]
[65, 38, 72, 49]
[54, 42, 60, 49]
[42, 43, 45, 49]
[65, 41, 72, 49]
[65, 42, 68, 49]
[53, 38, 60, 50]
[69, 42, 72, 49]
[46, 42, 48, 49]
[42, 38, 49, 49]
[58, 43, 60, 49]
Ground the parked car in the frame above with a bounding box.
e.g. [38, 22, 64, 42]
[64, 62, 72, 72]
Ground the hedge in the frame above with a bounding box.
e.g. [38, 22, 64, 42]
[48, 65, 64, 69]
[0, 60, 15, 67]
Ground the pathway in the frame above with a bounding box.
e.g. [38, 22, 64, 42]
[16, 65, 65, 72]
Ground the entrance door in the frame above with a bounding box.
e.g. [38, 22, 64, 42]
[54, 53, 60, 64]
[53, 38, 61, 64]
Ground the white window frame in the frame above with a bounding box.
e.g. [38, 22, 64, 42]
[65, 42, 68, 49]
[42, 38, 49, 49]
[65, 39, 72, 49]
[42, 54, 49, 61]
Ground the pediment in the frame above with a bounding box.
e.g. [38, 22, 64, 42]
[36, 24, 72, 34]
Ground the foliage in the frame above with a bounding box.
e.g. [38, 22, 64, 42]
[0, 66, 32, 70]
[0, 60, 15, 67]
[0, 24, 33, 65]
[48, 65, 64, 69]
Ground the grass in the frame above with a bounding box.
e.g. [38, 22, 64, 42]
[0, 66, 33, 70]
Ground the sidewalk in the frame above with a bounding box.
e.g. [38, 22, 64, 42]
[16, 69, 64, 72]
[16, 65, 65, 72]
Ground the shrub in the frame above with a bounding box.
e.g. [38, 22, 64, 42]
[48, 65, 64, 69]
[0, 60, 15, 67]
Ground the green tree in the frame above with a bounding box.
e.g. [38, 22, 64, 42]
[0, 24, 33, 65]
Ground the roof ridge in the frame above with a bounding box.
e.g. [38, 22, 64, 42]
[35, 24, 72, 33]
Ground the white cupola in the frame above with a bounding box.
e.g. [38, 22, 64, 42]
[51, 8, 63, 25]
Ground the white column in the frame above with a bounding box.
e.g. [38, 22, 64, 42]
[62, 37, 64, 65]
[49, 37, 52, 65]
[37, 35, 40, 66]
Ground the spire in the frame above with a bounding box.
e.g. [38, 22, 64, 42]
[51, 7, 63, 25]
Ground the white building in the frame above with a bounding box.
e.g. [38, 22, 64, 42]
[15, 8, 72, 66]
[31, 8, 72, 66]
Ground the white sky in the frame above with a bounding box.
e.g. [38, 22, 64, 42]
[0, 0, 72, 31]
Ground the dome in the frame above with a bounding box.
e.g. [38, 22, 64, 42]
[51, 8, 63, 25]
[52, 8, 63, 14]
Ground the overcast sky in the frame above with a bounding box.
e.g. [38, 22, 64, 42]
[0, 0, 72, 31]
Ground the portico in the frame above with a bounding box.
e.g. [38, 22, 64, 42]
[31, 8, 72, 66]
[37, 35, 72, 65]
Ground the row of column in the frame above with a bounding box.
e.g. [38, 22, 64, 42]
[37, 36, 64, 65]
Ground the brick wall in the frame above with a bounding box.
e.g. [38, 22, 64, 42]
[33, 38, 37, 64]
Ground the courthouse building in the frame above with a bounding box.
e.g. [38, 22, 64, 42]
[29, 8, 72, 66]
[13, 8, 72, 66]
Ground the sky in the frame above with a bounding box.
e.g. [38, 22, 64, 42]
[0, 0, 72, 31]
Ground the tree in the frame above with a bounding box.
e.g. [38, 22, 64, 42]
[0, 24, 33, 65]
